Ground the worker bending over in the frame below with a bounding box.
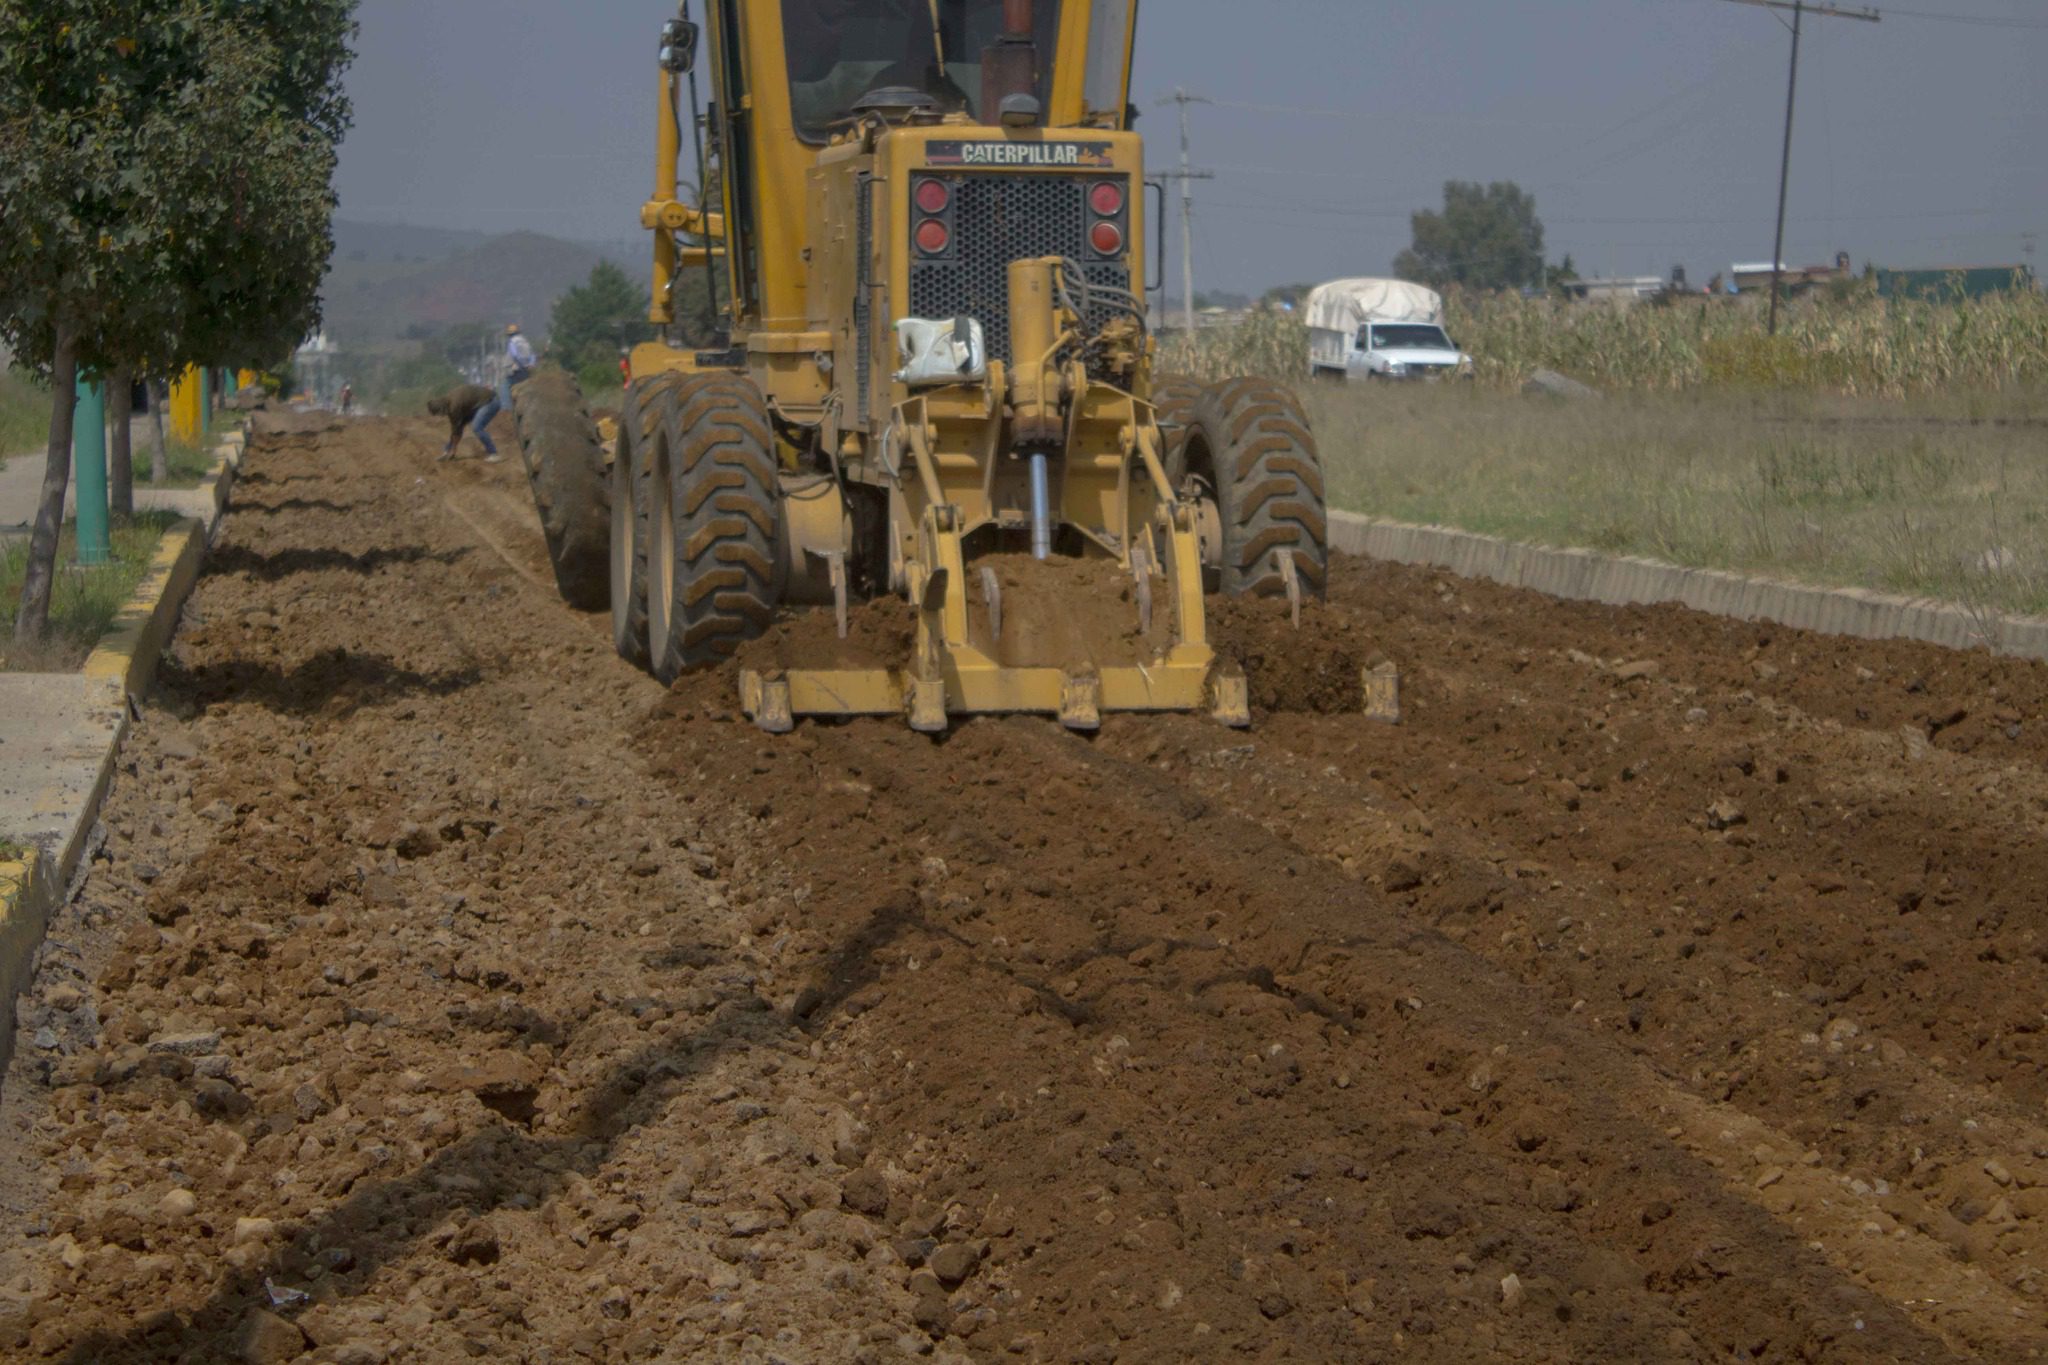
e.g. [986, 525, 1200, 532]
[427, 383, 500, 461]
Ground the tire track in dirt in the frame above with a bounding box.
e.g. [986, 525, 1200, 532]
[637, 684, 1995, 1360]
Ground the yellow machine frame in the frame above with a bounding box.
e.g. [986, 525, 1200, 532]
[631, 2, 1249, 732]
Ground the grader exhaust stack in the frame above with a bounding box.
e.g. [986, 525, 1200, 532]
[511, 1, 1333, 735]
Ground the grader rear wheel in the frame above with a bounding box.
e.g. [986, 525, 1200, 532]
[646, 373, 785, 684]
[513, 368, 610, 611]
[1152, 372, 1203, 483]
[611, 372, 687, 667]
[1178, 379, 1329, 598]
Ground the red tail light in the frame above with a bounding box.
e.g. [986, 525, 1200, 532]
[915, 178, 951, 215]
[916, 219, 952, 254]
[1089, 182, 1125, 216]
[1089, 221, 1123, 256]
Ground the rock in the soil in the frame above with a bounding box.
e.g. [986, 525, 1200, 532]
[158, 1188, 197, 1220]
[443, 1220, 499, 1267]
[1706, 798, 1746, 831]
[1523, 369, 1602, 400]
[1500, 1273, 1525, 1312]
[929, 1241, 980, 1286]
[149, 1031, 221, 1057]
[233, 1217, 276, 1247]
[842, 1169, 891, 1217]
[911, 1288, 953, 1335]
[239, 1308, 307, 1365]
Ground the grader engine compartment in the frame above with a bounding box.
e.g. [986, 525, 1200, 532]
[513, 0, 1339, 733]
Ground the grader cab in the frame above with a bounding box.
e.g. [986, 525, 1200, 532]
[514, 0, 1331, 732]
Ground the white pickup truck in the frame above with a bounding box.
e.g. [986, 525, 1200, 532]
[1305, 278, 1472, 382]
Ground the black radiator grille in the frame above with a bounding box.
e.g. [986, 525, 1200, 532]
[908, 174, 1132, 365]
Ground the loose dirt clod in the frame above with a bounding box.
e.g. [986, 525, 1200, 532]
[2, 415, 2046, 1362]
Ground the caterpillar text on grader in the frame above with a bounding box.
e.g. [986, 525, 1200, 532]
[513, 0, 1338, 733]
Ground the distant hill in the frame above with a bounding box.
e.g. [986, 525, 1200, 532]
[320, 220, 644, 346]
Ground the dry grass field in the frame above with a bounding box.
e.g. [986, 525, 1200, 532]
[1165, 289, 2048, 616]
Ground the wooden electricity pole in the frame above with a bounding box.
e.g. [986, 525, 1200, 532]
[1721, 0, 1880, 334]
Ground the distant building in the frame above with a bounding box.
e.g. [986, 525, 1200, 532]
[1563, 265, 1691, 306]
[1563, 276, 1668, 305]
[1730, 252, 1853, 295]
[1876, 264, 2037, 302]
[295, 330, 340, 405]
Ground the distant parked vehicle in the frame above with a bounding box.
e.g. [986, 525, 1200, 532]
[1306, 278, 1472, 382]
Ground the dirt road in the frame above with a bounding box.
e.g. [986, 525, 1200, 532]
[2, 415, 2045, 1363]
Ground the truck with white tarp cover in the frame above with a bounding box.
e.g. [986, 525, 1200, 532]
[1305, 278, 1471, 381]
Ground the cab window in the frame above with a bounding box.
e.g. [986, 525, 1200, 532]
[782, 0, 1062, 142]
[1083, 0, 1133, 124]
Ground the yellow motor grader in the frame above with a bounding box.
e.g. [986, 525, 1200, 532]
[514, 0, 1330, 733]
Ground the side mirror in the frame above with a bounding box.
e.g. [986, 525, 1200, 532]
[660, 17, 699, 73]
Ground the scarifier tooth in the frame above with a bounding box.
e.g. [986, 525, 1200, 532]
[1059, 670, 1103, 732]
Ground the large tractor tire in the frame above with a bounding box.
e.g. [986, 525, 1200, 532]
[1177, 379, 1329, 598]
[645, 373, 784, 684]
[513, 367, 610, 611]
[611, 371, 688, 668]
[1151, 372, 1203, 483]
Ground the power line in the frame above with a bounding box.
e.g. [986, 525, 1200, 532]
[1718, 0, 1881, 333]
[1678, 0, 2048, 25]
[1815, 1, 2048, 25]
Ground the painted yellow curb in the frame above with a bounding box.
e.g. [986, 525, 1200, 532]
[81, 517, 205, 702]
[76, 431, 242, 702]
[0, 849, 54, 1062]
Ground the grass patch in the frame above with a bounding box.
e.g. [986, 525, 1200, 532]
[0, 840, 25, 864]
[1, 371, 50, 464]
[152, 435, 219, 489]
[1306, 384, 2048, 619]
[0, 510, 178, 672]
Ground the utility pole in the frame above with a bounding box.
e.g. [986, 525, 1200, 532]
[1721, 0, 1879, 335]
[1155, 88, 1214, 335]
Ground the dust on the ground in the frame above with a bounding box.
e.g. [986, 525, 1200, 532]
[1, 415, 2046, 1363]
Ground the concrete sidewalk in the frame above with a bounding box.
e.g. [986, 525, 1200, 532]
[1, 422, 216, 540]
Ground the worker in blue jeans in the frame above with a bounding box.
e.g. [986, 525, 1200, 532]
[470, 323, 537, 458]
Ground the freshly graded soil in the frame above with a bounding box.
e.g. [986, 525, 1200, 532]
[1, 415, 2045, 1363]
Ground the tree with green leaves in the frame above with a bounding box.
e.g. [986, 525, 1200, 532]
[551, 262, 653, 391]
[0, 0, 355, 641]
[1393, 181, 1547, 292]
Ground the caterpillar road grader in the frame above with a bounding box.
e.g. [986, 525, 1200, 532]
[513, 0, 1335, 733]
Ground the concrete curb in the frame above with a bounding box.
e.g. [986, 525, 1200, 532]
[0, 428, 244, 1072]
[1329, 511, 2048, 662]
[70, 428, 245, 703]
[82, 518, 206, 702]
[0, 849, 55, 1068]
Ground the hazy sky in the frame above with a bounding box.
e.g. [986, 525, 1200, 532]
[335, 0, 2048, 293]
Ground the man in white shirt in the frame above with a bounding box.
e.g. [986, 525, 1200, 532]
[470, 323, 537, 457]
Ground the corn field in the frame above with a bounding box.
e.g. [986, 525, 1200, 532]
[1159, 286, 2048, 398]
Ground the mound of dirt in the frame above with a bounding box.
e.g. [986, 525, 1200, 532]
[1208, 591, 1386, 714]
